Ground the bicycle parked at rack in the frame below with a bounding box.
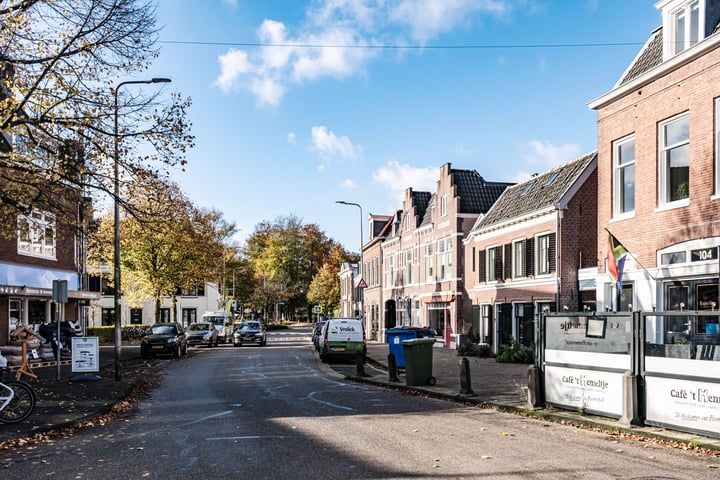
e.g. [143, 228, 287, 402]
[0, 368, 36, 423]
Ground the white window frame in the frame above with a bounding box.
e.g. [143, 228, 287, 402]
[512, 240, 525, 279]
[658, 112, 690, 209]
[613, 134, 636, 218]
[18, 210, 56, 259]
[487, 245, 499, 282]
[404, 249, 413, 284]
[385, 254, 394, 286]
[440, 194, 447, 217]
[438, 239, 446, 280]
[425, 244, 433, 281]
[537, 234, 551, 276]
[663, 0, 702, 59]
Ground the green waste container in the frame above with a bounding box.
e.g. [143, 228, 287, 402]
[401, 338, 437, 386]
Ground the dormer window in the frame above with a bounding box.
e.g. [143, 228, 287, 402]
[660, 0, 702, 59]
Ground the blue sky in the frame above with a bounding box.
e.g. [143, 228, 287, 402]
[144, 0, 659, 251]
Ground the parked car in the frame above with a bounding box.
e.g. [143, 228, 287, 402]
[312, 320, 327, 351]
[140, 323, 188, 359]
[317, 317, 365, 363]
[232, 321, 266, 347]
[185, 322, 218, 348]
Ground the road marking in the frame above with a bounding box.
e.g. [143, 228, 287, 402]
[307, 391, 355, 411]
[120, 411, 233, 440]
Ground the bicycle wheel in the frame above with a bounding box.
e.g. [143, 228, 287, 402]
[0, 381, 36, 423]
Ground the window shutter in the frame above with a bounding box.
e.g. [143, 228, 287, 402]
[479, 249, 486, 283]
[525, 237, 535, 277]
[503, 243, 512, 280]
[549, 232, 557, 273]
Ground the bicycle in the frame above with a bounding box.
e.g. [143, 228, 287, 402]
[0, 368, 36, 423]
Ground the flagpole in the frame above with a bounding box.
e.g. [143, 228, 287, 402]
[605, 228, 657, 282]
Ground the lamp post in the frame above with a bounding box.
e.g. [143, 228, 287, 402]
[335, 201, 364, 323]
[113, 77, 171, 381]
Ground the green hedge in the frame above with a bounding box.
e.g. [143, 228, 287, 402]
[87, 325, 150, 344]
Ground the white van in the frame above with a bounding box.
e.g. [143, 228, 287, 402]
[201, 311, 233, 343]
[318, 317, 366, 363]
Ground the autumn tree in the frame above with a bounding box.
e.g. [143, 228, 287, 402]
[88, 177, 235, 322]
[0, 0, 193, 231]
[243, 215, 342, 321]
[307, 243, 349, 316]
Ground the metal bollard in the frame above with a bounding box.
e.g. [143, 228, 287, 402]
[355, 351, 367, 377]
[387, 353, 400, 382]
[460, 357, 474, 395]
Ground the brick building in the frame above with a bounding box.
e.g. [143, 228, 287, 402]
[586, 0, 720, 333]
[464, 153, 597, 353]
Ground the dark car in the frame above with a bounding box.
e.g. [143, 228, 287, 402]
[140, 323, 188, 359]
[232, 321, 266, 347]
[312, 320, 327, 351]
[185, 322, 219, 348]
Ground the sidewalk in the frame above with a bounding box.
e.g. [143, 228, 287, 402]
[341, 341, 720, 453]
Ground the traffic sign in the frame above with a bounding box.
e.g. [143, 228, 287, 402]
[313, 305, 322, 313]
[357, 278, 367, 289]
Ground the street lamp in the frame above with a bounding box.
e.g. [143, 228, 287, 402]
[335, 201, 364, 322]
[113, 77, 171, 381]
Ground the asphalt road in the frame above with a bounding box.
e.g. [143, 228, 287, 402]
[2, 334, 719, 479]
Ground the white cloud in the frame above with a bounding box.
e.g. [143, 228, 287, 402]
[215, 49, 254, 93]
[389, 0, 507, 43]
[214, 0, 514, 106]
[372, 160, 437, 203]
[287, 132, 297, 145]
[339, 178, 360, 189]
[311, 125, 363, 161]
[521, 140, 581, 170]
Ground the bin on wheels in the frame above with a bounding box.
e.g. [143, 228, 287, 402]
[401, 337, 436, 386]
[386, 327, 433, 368]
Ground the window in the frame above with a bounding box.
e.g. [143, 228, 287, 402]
[9, 299, 22, 338]
[130, 309, 143, 325]
[613, 135, 635, 216]
[386, 254, 394, 286]
[487, 246, 501, 282]
[101, 308, 114, 327]
[668, 0, 701, 57]
[17, 210, 56, 258]
[404, 250, 413, 284]
[520, 181, 534, 196]
[659, 113, 689, 206]
[544, 170, 561, 186]
[537, 234, 552, 275]
[440, 194, 447, 216]
[437, 238, 453, 280]
[405, 213, 410, 231]
[426, 244, 433, 280]
[513, 240, 525, 278]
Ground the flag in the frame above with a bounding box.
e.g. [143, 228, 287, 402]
[607, 231, 629, 289]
